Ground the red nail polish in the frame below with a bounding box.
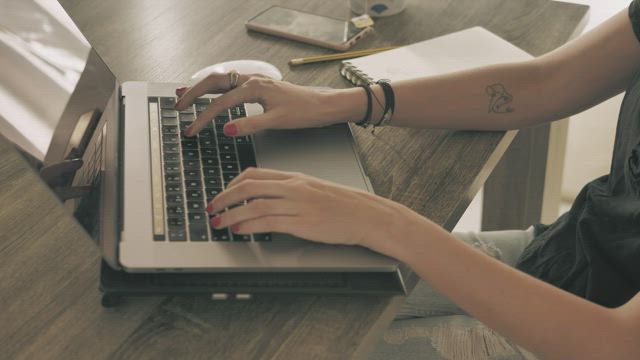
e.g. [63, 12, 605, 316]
[176, 87, 187, 94]
[211, 215, 221, 228]
[206, 202, 214, 213]
[224, 123, 237, 136]
[184, 126, 193, 137]
[231, 224, 240, 233]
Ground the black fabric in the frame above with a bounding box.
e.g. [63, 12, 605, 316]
[515, 1, 640, 308]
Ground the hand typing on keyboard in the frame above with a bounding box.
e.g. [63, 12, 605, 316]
[174, 73, 367, 137]
[206, 167, 419, 258]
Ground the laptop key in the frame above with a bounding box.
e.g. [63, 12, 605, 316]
[199, 129, 214, 138]
[160, 97, 176, 109]
[162, 125, 179, 135]
[253, 233, 272, 242]
[163, 152, 180, 162]
[179, 113, 195, 122]
[216, 136, 235, 144]
[199, 138, 217, 148]
[186, 189, 204, 201]
[162, 134, 179, 143]
[203, 177, 221, 188]
[188, 212, 207, 223]
[201, 148, 217, 157]
[161, 109, 177, 118]
[164, 162, 181, 173]
[164, 143, 180, 153]
[165, 173, 181, 183]
[168, 217, 185, 227]
[219, 144, 234, 153]
[183, 169, 201, 179]
[203, 167, 221, 177]
[234, 136, 251, 144]
[182, 149, 200, 160]
[187, 201, 205, 211]
[201, 157, 218, 167]
[205, 188, 222, 201]
[165, 183, 182, 194]
[183, 159, 201, 169]
[211, 228, 230, 241]
[195, 104, 209, 112]
[219, 153, 237, 162]
[184, 179, 202, 189]
[181, 140, 198, 149]
[167, 206, 184, 216]
[232, 233, 251, 242]
[221, 162, 238, 172]
[194, 98, 210, 104]
[189, 223, 209, 241]
[168, 228, 187, 241]
[166, 194, 184, 205]
[161, 117, 178, 125]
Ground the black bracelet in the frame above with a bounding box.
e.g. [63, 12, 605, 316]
[355, 84, 373, 128]
[375, 80, 395, 127]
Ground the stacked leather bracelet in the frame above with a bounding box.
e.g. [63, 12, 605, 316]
[355, 79, 395, 129]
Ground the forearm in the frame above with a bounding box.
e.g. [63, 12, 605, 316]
[370, 207, 639, 359]
[332, 60, 557, 131]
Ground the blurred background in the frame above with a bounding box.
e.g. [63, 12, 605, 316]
[454, 0, 631, 232]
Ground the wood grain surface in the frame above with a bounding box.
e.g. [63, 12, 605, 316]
[1, 0, 588, 359]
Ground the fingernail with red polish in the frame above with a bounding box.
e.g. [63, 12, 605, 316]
[211, 215, 221, 228]
[231, 225, 240, 233]
[184, 126, 193, 137]
[175, 87, 187, 95]
[224, 123, 237, 136]
[206, 202, 214, 213]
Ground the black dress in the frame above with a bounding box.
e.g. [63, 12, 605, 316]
[515, 1, 640, 308]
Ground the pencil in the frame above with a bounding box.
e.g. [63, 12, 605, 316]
[288, 46, 398, 66]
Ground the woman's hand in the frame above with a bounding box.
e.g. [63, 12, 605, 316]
[174, 73, 366, 137]
[206, 167, 414, 254]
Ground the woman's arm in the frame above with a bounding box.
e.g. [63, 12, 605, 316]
[177, 8, 640, 136]
[356, 7, 640, 131]
[208, 168, 640, 360]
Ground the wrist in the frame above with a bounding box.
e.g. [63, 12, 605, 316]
[364, 201, 425, 261]
[324, 87, 367, 124]
[323, 86, 386, 125]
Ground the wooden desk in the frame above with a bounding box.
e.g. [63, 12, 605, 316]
[1, 0, 588, 359]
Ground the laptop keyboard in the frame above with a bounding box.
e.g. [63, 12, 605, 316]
[148, 96, 271, 242]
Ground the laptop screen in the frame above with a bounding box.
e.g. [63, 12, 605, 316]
[1, 0, 120, 253]
[0, 0, 116, 164]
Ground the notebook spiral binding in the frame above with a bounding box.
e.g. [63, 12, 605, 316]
[340, 62, 375, 86]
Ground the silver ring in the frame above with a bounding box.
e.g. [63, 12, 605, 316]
[228, 70, 239, 89]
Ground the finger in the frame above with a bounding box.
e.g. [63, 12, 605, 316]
[185, 86, 255, 136]
[175, 73, 230, 110]
[208, 179, 291, 214]
[225, 167, 295, 189]
[175, 86, 189, 97]
[228, 215, 296, 235]
[223, 111, 279, 137]
[210, 199, 298, 229]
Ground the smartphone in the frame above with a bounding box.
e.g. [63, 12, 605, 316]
[246, 6, 372, 51]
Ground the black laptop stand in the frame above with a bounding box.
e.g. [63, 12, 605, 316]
[99, 261, 406, 307]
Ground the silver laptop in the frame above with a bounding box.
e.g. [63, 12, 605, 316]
[1, 0, 403, 290]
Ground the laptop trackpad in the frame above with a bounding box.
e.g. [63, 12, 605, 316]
[253, 125, 369, 192]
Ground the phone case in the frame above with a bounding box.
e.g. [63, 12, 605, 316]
[245, 7, 373, 51]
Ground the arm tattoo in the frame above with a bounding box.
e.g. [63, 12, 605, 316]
[486, 83, 514, 113]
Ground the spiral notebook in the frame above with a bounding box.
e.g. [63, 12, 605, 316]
[340, 27, 532, 85]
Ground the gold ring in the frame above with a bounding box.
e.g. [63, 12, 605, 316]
[228, 70, 239, 89]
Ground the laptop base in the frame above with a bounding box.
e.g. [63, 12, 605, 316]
[99, 261, 406, 308]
